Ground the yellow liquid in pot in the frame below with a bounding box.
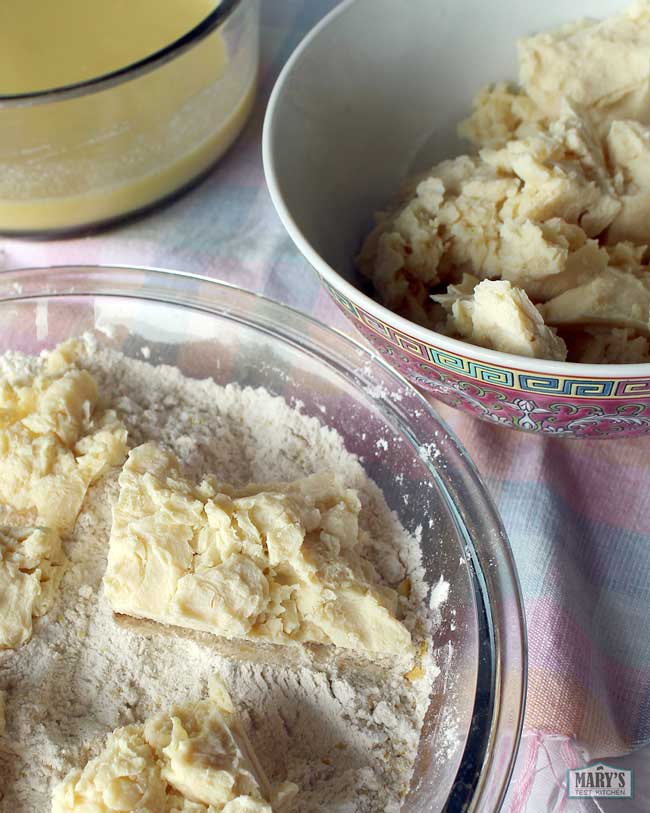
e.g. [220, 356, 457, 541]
[0, 0, 257, 233]
[0, 0, 221, 95]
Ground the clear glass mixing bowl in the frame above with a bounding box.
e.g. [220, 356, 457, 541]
[0, 266, 526, 811]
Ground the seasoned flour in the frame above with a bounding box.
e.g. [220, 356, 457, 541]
[0, 337, 437, 813]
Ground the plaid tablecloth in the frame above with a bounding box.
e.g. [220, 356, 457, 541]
[2, 2, 649, 810]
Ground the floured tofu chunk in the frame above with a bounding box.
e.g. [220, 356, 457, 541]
[481, 107, 620, 236]
[462, 3, 650, 150]
[606, 120, 650, 245]
[430, 273, 480, 315]
[518, 2, 650, 127]
[605, 240, 649, 271]
[458, 81, 548, 149]
[359, 2, 650, 362]
[566, 326, 650, 363]
[357, 155, 516, 320]
[497, 218, 608, 301]
[540, 266, 650, 333]
[359, 105, 618, 321]
[438, 279, 567, 360]
[52, 678, 297, 813]
[104, 443, 413, 659]
[0, 340, 127, 532]
[356, 167, 461, 325]
[0, 525, 64, 649]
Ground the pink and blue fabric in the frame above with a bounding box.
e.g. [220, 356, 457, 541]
[2, 2, 649, 810]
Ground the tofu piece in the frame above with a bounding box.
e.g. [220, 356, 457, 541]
[0, 525, 64, 649]
[565, 326, 650, 363]
[359, 105, 618, 320]
[0, 340, 127, 532]
[518, 2, 650, 126]
[462, 4, 650, 150]
[357, 155, 518, 320]
[606, 120, 650, 245]
[431, 273, 480, 313]
[356, 169, 455, 321]
[52, 679, 297, 813]
[441, 279, 567, 360]
[104, 444, 413, 660]
[497, 218, 608, 301]
[482, 107, 620, 237]
[540, 266, 650, 333]
[458, 81, 548, 149]
[605, 240, 649, 271]
[361, 5, 650, 360]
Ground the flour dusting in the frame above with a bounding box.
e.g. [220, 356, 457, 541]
[0, 336, 442, 812]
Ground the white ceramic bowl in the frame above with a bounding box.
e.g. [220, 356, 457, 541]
[262, 0, 650, 439]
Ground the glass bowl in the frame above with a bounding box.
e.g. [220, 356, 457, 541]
[0, 266, 526, 811]
[0, 0, 258, 236]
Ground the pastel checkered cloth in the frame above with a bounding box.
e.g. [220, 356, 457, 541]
[2, 2, 649, 810]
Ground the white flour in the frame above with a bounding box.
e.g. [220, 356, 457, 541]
[0, 338, 439, 812]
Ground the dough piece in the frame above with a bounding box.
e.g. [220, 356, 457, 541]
[0, 340, 127, 532]
[458, 81, 548, 149]
[565, 326, 650, 363]
[52, 678, 297, 813]
[0, 525, 64, 649]
[359, 106, 618, 320]
[440, 279, 567, 360]
[104, 443, 413, 659]
[606, 120, 650, 245]
[518, 1, 650, 127]
[540, 267, 650, 333]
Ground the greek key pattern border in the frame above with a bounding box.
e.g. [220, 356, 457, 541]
[325, 282, 650, 400]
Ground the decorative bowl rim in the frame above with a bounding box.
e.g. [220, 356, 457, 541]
[261, 0, 650, 383]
